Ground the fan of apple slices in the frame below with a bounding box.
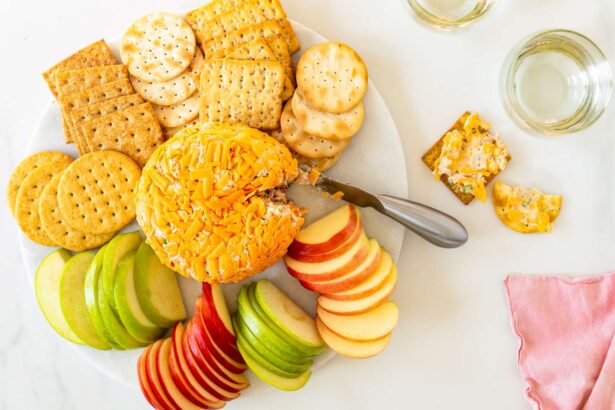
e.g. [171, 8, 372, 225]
[285, 204, 400, 358]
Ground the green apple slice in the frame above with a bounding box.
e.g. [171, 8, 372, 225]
[237, 285, 309, 363]
[60, 252, 112, 350]
[134, 242, 186, 328]
[236, 339, 311, 391]
[84, 245, 121, 349]
[254, 279, 325, 353]
[114, 250, 165, 343]
[97, 267, 146, 349]
[102, 231, 142, 314]
[233, 314, 312, 377]
[35, 249, 84, 345]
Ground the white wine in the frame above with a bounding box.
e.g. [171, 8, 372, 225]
[407, 0, 496, 30]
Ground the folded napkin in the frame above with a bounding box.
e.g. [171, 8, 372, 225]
[504, 273, 615, 410]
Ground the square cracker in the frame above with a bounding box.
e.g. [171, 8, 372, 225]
[204, 20, 294, 60]
[43, 40, 117, 97]
[199, 59, 284, 130]
[227, 38, 294, 101]
[55, 65, 128, 96]
[203, 0, 287, 44]
[81, 103, 164, 167]
[422, 111, 510, 205]
[58, 79, 134, 145]
[70, 93, 144, 154]
[186, 0, 246, 44]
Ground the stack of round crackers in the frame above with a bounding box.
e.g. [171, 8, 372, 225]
[8, 151, 140, 251]
[280, 42, 368, 171]
[121, 12, 203, 139]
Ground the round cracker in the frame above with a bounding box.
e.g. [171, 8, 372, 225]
[270, 128, 340, 172]
[296, 42, 368, 114]
[130, 48, 203, 106]
[15, 160, 73, 246]
[121, 12, 196, 82]
[153, 92, 200, 128]
[7, 151, 73, 216]
[57, 151, 141, 235]
[280, 101, 350, 159]
[164, 118, 200, 140]
[292, 89, 364, 140]
[39, 173, 115, 251]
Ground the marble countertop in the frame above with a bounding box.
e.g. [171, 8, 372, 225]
[1, 0, 614, 409]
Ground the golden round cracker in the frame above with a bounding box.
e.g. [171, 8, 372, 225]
[121, 12, 196, 82]
[130, 48, 202, 106]
[163, 118, 200, 140]
[270, 128, 340, 171]
[7, 151, 73, 216]
[280, 101, 349, 159]
[292, 89, 364, 140]
[152, 92, 200, 128]
[57, 151, 141, 235]
[296, 42, 368, 114]
[15, 160, 73, 246]
[39, 173, 115, 251]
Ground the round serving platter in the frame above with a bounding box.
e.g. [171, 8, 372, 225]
[20, 19, 408, 396]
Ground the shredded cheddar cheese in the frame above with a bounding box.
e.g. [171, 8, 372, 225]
[136, 122, 304, 283]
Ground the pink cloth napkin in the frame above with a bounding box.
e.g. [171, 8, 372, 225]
[504, 273, 615, 410]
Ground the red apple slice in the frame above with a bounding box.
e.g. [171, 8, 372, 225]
[194, 297, 245, 367]
[185, 320, 249, 390]
[201, 284, 240, 357]
[316, 317, 391, 358]
[145, 340, 180, 410]
[285, 233, 369, 282]
[287, 205, 359, 258]
[157, 338, 209, 410]
[182, 322, 241, 401]
[169, 323, 226, 408]
[318, 266, 397, 315]
[317, 301, 399, 342]
[290, 218, 364, 263]
[299, 239, 381, 294]
[323, 250, 393, 301]
[138, 346, 166, 410]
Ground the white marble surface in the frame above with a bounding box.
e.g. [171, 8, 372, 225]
[1, 0, 614, 409]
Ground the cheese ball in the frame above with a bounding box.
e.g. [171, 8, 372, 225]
[136, 122, 304, 283]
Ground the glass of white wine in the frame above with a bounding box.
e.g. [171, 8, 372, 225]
[501, 30, 612, 136]
[406, 0, 497, 31]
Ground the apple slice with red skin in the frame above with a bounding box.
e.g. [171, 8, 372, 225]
[182, 322, 241, 401]
[169, 323, 226, 408]
[317, 266, 397, 315]
[287, 205, 360, 259]
[157, 338, 210, 410]
[193, 297, 246, 373]
[323, 250, 393, 301]
[300, 239, 382, 294]
[200, 283, 243, 363]
[289, 218, 364, 263]
[138, 345, 166, 410]
[145, 340, 180, 410]
[185, 320, 249, 390]
[285, 233, 369, 282]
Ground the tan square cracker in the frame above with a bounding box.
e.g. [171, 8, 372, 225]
[263, 34, 295, 85]
[7, 151, 73, 216]
[204, 20, 292, 60]
[227, 38, 294, 100]
[199, 59, 284, 130]
[39, 172, 115, 251]
[203, 0, 287, 44]
[57, 151, 141, 235]
[55, 65, 128, 96]
[58, 78, 134, 145]
[186, 0, 246, 44]
[70, 93, 144, 153]
[81, 103, 164, 167]
[15, 159, 73, 246]
[421, 111, 511, 205]
[42, 40, 117, 98]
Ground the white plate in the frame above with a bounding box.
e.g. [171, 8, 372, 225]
[20, 20, 408, 396]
